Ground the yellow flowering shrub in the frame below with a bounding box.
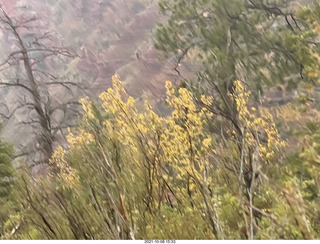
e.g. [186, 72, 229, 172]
[92, 76, 215, 215]
[42, 75, 288, 239]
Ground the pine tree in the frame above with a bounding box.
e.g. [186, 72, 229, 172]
[155, 0, 320, 98]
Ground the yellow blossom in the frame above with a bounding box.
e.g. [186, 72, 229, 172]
[50, 146, 78, 189]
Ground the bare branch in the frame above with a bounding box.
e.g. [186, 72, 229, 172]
[0, 50, 23, 67]
[44, 81, 85, 91]
[0, 102, 34, 121]
[0, 80, 34, 94]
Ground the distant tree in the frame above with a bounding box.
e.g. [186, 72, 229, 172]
[0, 6, 83, 164]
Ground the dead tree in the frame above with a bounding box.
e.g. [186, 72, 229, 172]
[0, 6, 84, 165]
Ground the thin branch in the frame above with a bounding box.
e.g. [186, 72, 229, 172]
[0, 81, 34, 94]
[44, 81, 85, 91]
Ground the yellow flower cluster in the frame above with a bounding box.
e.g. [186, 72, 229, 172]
[49, 115, 95, 189]
[162, 81, 215, 190]
[232, 80, 285, 161]
[66, 128, 94, 149]
[232, 80, 252, 122]
[79, 97, 94, 119]
[49, 146, 79, 189]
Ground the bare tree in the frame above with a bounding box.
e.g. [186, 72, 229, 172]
[0, 5, 84, 165]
